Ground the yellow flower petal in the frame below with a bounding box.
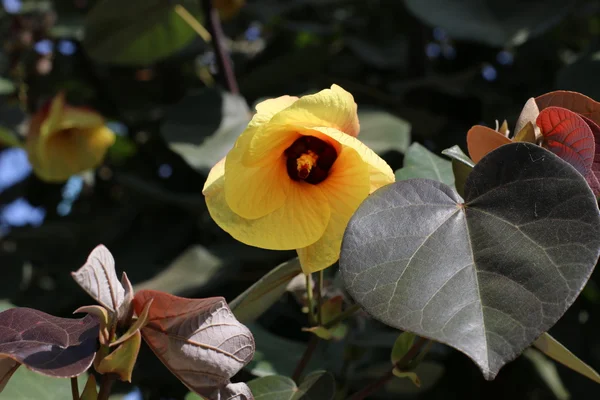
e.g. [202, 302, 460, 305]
[297, 146, 371, 273]
[32, 126, 115, 182]
[225, 150, 291, 219]
[309, 126, 394, 192]
[243, 85, 360, 165]
[255, 95, 298, 117]
[203, 157, 226, 196]
[206, 176, 331, 250]
[272, 84, 359, 136]
[229, 96, 299, 169]
[58, 106, 105, 131]
[41, 92, 66, 139]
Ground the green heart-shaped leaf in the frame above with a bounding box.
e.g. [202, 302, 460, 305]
[340, 143, 600, 380]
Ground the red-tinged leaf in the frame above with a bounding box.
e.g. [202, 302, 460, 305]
[467, 125, 512, 163]
[580, 115, 600, 187]
[0, 308, 98, 378]
[133, 290, 255, 400]
[0, 358, 19, 392]
[536, 90, 600, 128]
[537, 107, 595, 177]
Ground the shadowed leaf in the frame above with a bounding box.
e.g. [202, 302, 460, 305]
[523, 349, 570, 400]
[395, 143, 453, 186]
[340, 143, 600, 380]
[357, 109, 411, 155]
[133, 290, 255, 399]
[466, 125, 512, 163]
[83, 0, 203, 65]
[231, 258, 302, 324]
[133, 245, 224, 295]
[0, 308, 99, 378]
[451, 160, 472, 198]
[537, 106, 595, 176]
[404, 0, 574, 47]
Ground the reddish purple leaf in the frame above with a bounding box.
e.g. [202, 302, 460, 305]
[133, 290, 255, 400]
[536, 90, 600, 128]
[580, 115, 600, 189]
[537, 107, 595, 177]
[0, 308, 98, 378]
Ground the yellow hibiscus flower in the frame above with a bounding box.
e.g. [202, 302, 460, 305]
[26, 93, 116, 183]
[203, 85, 394, 274]
[203, 84, 395, 274]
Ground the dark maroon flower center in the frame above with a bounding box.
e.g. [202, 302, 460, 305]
[284, 136, 337, 184]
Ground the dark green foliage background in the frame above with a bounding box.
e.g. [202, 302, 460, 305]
[0, 0, 599, 399]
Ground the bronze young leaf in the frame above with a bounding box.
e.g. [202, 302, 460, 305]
[133, 290, 255, 400]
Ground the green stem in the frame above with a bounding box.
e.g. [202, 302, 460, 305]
[348, 337, 429, 400]
[70, 377, 79, 400]
[306, 274, 316, 325]
[316, 270, 324, 325]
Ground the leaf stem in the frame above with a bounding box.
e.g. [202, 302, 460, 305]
[97, 374, 116, 400]
[348, 336, 429, 400]
[323, 303, 361, 329]
[292, 334, 320, 383]
[70, 377, 79, 400]
[174, 4, 212, 42]
[201, 0, 239, 94]
[316, 270, 324, 325]
[306, 274, 316, 326]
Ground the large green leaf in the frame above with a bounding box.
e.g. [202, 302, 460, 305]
[133, 245, 224, 295]
[247, 371, 336, 400]
[1, 368, 86, 399]
[395, 143, 453, 185]
[162, 89, 251, 171]
[231, 258, 302, 324]
[83, 0, 202, 65]
[340, 143, 600, 380]
[404, 0, 575, 47]
[358, 109, 411, 155]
